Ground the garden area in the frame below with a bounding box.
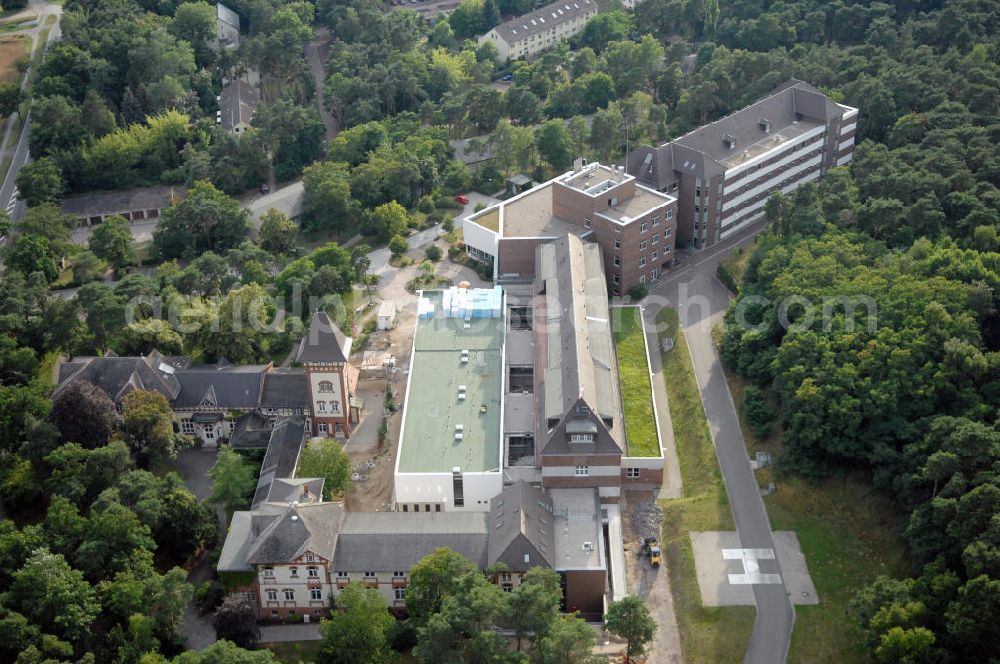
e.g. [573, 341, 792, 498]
[612, 305, 659, 458]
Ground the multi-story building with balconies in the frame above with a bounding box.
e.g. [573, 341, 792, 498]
[626, 79, 858, 249]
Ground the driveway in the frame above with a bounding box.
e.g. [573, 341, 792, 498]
[174, 446, 224, 652]
[649, 219, 794, 664]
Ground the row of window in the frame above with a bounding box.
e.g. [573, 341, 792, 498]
[266, 588, 325, 602]
[637, 209, 673, 234]
[402, 503, 443, 512]
[316, 401, 341, 414]
[612, 245, 671, 269]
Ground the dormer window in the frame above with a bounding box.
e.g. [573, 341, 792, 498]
[570, 433, 593, 443]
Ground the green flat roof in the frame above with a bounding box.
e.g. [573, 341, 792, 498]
[399, 292, 504, 473]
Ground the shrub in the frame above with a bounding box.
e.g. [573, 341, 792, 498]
[628, 283, 649, 301]
[417, 195, 435, 213]
[389, 235, 409, 257]
[442, 218, 455, 232]
[742, 385, 774, 439]
[425, 244, 443, 261]
[717, 262, 738, 293]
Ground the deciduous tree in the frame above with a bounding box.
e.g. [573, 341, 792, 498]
[296, 438, 351, 500]
[605, 596, 656, 660]
[317, 582, 394, 664]
[50, 380, 116, 448]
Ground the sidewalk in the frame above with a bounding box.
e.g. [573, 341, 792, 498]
[644, 305, 682, 500]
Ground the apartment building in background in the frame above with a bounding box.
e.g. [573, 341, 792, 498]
[479, 0, 598, 61]
[463, 162, 678, 295]
[626, 79, 858, 248]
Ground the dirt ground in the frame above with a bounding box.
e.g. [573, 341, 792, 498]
[342, 250, 481, 513]
[622, 490, 683, 664]
[0, 35, 28, 84]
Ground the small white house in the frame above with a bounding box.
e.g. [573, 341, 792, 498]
[377, 300, 397, 331]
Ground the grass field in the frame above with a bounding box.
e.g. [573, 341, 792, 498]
[656, 307, 755, 663]
[613, 306, 659, 457]
[0, 34, 28, 84]
[715, 327, 909, 664]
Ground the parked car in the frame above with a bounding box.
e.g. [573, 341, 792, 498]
[500, 73, 514, 83]
[260, 183, 270, 194]
[455, 194, 469, 205]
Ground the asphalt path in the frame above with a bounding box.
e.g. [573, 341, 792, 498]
[651, 220, 794, 664]
[0, 2, 63, 224]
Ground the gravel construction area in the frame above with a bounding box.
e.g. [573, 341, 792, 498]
[633, 500, 664, 541]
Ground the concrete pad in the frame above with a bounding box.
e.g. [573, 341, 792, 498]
[689, 531, 819, 607]
[772, 531, 819, 605]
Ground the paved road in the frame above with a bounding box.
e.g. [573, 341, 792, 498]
[304, 27, 338, 141]
[243, 180, 304, 226]
[651, 220, 794, 664]
[0, 0, 63, 223]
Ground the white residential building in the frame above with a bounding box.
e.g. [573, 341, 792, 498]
[478, 0, 598, 61]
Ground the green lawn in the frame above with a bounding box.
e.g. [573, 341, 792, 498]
[261, 640, 320, 663]
[713, 333, 909, 664]
[656, 307, 754, 663]
[613, 306, 659, 457]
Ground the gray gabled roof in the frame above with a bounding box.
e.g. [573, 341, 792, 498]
[250, 415, 308, 509]
[260, 369, 309, 409]
[219, 80, 259, 130]
[488, 481, 554, 568]
[173, 363, 269, 410]
[218, 504, 286, 572]
[535, 236, 624, 454]
[488, 0, 596, 44]
[245, 502, 344, 565]
[332, 512, 489, 571]
[54, 350, 187, 402]
[543, 398, 621, 456]
[297, 312, 352, 364]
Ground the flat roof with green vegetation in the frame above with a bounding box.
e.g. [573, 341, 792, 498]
[657, 307, 754, 663]
[398, 291, 504, 474]
[613, 306, 660, 457]
[468, 207, 500, 232]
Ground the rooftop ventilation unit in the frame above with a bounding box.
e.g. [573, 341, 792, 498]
[759, 118, 772, 133]
[723, 134, 737, 150]
[460, 350, 470, 363]
[458, 385, 467, 400]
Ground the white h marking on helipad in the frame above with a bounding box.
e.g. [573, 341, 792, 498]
[722, 548, 782, 585]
